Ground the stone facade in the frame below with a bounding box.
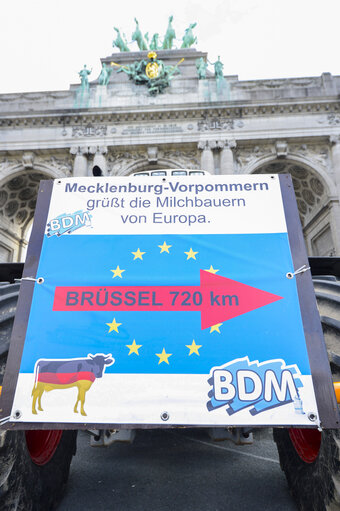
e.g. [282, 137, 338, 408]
[0, 48, 339, 260]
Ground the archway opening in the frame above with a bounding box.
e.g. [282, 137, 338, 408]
[0, 171, 47, 262]
[254, 161, 334, 256]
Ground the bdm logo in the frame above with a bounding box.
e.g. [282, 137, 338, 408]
[46, 210, 92, 237]
[207, 357, 304, 416]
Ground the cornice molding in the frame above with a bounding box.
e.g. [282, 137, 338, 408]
[0, 100, 340, 129]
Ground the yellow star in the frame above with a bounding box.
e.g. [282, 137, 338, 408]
[158, 241, 172, 253]
[156, 348, 172, 365]
[184, 248, 198, 260]
[126, 339, 142, 355]
[186, 339, 202, 356]
[205, 265, 219, 274]
[106, 317, 122, 333]
[111, 265, 125, 278]
[132, 248, 145, 260]
[210, 323, 223, 334]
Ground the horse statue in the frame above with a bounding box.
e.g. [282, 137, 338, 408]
[132, 18, 148, 51]
[150, 33, 160, 50]
[181, 22, 197, 48]
[112, 27, 130, 52]
[162, 15, 176, 49]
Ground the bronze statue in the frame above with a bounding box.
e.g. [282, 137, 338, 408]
[196, 57, 208, 79]
[79, 65, 92, 92]
[150, 33, 160, 50]
[212, 56, 224, 79]
[162, 15, 176, 49]
[98, 63, 113, 86]
[132, 18, 148, 51]
[181, 23, 197, 48]
[112, 27, 130, 52]
[114, 51, 183, 95]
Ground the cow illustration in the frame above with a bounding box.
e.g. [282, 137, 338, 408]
[31, 353, 114, 416]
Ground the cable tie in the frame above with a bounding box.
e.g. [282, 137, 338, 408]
[0, 415, 11, 426]
[286, 265, 310, 279]
[21, 277, 44, 284]
[293, 265, 311, 276]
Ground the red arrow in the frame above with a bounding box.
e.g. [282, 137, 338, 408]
[53, 270, 283, 330]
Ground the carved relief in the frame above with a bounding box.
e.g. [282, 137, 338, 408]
[290, 143, 330, 170]
[36, 156, 73, 176]
[72, 124, 107, 137]
[235, 144, 274, 169]
[107, 151, 145, 175]
[0, 91, 72, 103]
[232, 77, 320, 90]
[162, 149, 200, 169]
[22, 152, 35, 169]
[198, 118, 244, 131]
[107, 148, 200, 174]
[318, 114, 340, 126]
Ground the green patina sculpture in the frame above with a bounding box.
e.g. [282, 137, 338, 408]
[78, 65, 92, 92]
[132, 18, 148, 51]
[112, 27, 130, 52]
[98, 63, 113, 86]
[111, 18, 199, 52]
[196, 57, 208, 79]
[115, 51, 182, 95]
[209, 56, 229, 96]
[212, 55, 224, 79]
[162, 15, 176, 49]
[181, 22, 197, 48]
[150, 33, 160, 50]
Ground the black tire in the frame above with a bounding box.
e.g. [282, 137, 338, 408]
[274, 276, 340, 511]
[0, 282, 77, 511]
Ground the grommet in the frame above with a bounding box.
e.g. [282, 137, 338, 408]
[308, 412, 317, 422]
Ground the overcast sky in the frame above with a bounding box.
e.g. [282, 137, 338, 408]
[1, 0, 338, 94]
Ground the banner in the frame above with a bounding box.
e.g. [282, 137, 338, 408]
[2, 174, 336, 428]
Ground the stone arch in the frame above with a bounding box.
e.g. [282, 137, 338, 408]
[0, 163, 65, 262]
[117, 158, 184, 176]
[250, 158, 336, 256]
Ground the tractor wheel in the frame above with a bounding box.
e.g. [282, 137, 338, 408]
[0, 283, 77, 511]
[274, 275, 340, 511]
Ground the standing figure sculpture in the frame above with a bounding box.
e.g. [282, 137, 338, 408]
[79, 65, 92, 92]
[210, 56, 229, 97]
[162, 15, 176, 49]
[212, 55, 224, 79]
[112, 27, 130, 52]
[196, 57, 208, 79]
[181, 22, 197, 48]
[132, 18, 148, 51]
[98, 63, 113, 86]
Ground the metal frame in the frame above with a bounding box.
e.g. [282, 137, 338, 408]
[279, 174, 339, 428]
[1, 175, 339, 429]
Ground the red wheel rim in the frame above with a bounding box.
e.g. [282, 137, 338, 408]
[289, 428, 321, 463]
[25, 430, 62, 466]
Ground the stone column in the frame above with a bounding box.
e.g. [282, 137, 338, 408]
[198, 141, 215, 174]
[218, 139, 236, 174]
[92, 146, 108, 175]
[70, 146, 88, 177]
[331, 136, 340, 189]
[329, 135, 340, 253]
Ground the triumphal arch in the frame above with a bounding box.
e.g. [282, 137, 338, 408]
[0, 21, 339, 261]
